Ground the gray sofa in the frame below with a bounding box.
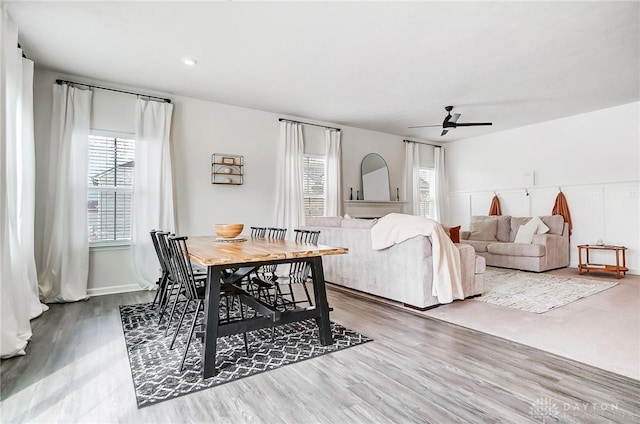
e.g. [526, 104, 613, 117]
[460, 215, 570, 272]
[303, 217, 485, 310]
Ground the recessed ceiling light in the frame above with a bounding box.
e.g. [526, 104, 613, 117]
[182, 57, 197, 66]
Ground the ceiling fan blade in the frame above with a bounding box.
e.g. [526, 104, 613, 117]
[408, 124, 442, 128]
[454, 122, 493, 127]
[450, 113, 461, 124]
[441, 129, 449, 136]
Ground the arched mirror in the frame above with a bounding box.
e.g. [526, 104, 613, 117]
[361, 153, 390, 201]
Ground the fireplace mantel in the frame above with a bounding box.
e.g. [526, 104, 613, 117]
[344, 201, 406, 218]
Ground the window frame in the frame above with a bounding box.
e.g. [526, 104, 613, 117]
[418, 167, 436, 219]
[302, 153, 326, 219]
[88, 129, 135, 248]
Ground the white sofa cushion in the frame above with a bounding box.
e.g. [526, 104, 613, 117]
[469, 216, 511, 242]
[462, 240, 492, 253]
[541, 215, 564, 235]
[306, 217, 343, 227]
[469, 218, 498, 241]
[342, 218, 377, 229]
[487, 242, 545, 257]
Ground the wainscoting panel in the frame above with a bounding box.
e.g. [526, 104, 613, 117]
[449, 180, 639, 274]
[448, 193, 471, 228]
[495, 191, 529, 217]
[470, 193, 493, 217]
[602, 183, 639, 273]
[529, 187, 559, 217]
[563, 186, 606, 269]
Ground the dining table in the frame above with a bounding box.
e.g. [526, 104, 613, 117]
[186, 235, 348, 379]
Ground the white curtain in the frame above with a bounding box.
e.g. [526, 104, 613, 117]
[324, 129, 342, 217]
[275, 121, 304, 236]
[38, 85, 92, 303]
[404, 141, 421, 215]
[0, 9, 48, 358]
[433, 146, 448, 223]
[132, 99, 175, 286]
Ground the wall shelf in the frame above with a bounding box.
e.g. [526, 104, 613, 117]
[211, 153, 244, 185]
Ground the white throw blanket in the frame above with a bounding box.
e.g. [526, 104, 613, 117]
[371, 213, 464, 304]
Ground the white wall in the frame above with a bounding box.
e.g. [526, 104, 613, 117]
[33, 68, 406, 295]
[446, 102, 640, 274]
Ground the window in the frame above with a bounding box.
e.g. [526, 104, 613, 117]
[419, 167, 435, 219]
[303, 155, 325, 218]
[88, 133, 135, 245]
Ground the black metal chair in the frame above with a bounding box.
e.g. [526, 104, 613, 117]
[250, 226, 266, 238]
[273, 229, 320, 309]
[167, 235, 249, 371]
[149, 230, 168, 308]
[153, 231, 183, 324]
[265, 227, 287, 240]
[156, 231, 207, 331]
[248, 227, 287, 304]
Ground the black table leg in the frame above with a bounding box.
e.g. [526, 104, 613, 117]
[203, 265, 221, 379]
[310, 256, 333, 346]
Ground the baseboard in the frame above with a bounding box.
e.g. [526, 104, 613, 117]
[403, 302, 441, 311]
[87, 283, 151, 297]
[326, 281, 442, 310]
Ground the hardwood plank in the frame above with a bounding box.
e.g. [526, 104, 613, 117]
[1, 287, 638, 423]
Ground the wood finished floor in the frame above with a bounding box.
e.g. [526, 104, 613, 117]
[1, 288, 639, 424]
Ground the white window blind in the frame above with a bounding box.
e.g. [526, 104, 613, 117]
[419, 168, 435, 219]
[88, 134, 135, 245]
[303, 155, 325, 218]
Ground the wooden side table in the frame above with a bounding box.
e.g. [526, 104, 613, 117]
[577, 244, 628, 279]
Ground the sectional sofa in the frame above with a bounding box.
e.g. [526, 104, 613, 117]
[460, 215, 570, 272]
[303, 217, 485, 310]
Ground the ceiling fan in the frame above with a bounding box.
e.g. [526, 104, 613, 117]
[409, 106, 492, 136]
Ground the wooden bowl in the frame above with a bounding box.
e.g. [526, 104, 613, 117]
[215, 223, 244, 238]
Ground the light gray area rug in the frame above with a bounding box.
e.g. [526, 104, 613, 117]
[476, 268, 619, 313]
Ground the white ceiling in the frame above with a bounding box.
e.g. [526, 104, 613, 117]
[7, 1, 640, 141]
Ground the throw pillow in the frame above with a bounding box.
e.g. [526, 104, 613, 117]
[441, 225, 461, 243]
[469, 219, 498, 241]
[510, 217, 532, 241]
[448, 225, 461, 243]
[532, 216, 550, 235]
[514, 224, 537, 244]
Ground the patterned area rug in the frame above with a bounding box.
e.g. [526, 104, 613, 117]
[475, 268, 619, 313]
[119, 302, 371, 408]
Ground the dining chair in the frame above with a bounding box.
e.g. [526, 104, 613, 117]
[250, 226, 266, 238]
[273, 229, 321, 309]
[155, 231, 181, 324]
[149, 230, 168, 308]
[157, 231, 207, 330]
[167, 235, 249, 371]
[265, 227, 287, 240]
[248, 227, 287, 304]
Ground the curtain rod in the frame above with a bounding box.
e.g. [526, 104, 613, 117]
[279, 118, 340, 132]
[55, 79, 171, 103]
[17, 43, 26, 59]
[403, 139, 441, 148]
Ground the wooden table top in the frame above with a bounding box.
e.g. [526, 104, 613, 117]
[186, 235, 348, 266]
